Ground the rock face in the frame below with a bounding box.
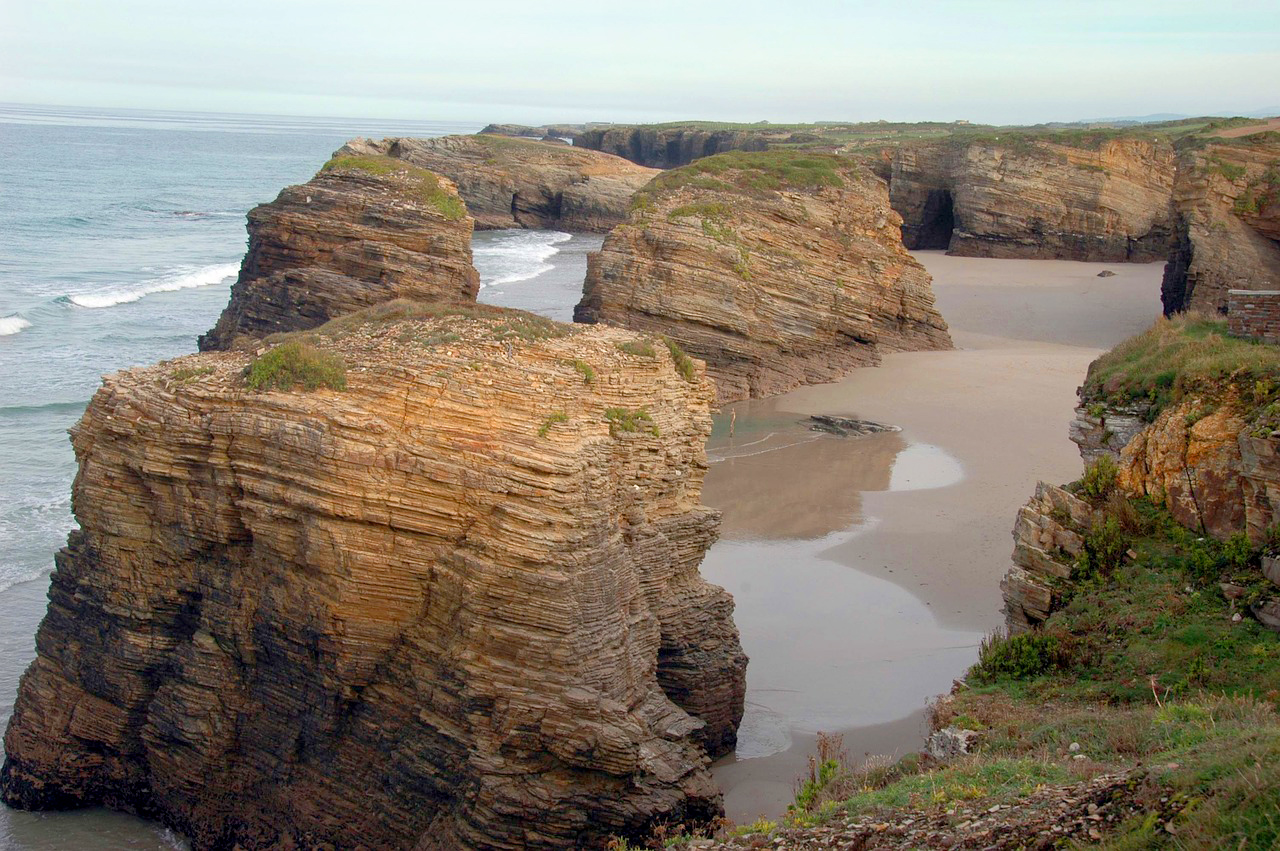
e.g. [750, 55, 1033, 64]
[576, 127, 769, 169]
[344, 135, 658, 233]
[1002, 482, 1095, 633]
[890, 138, 1177, 261]
[1159, 136, 1280, 315]
[198, 155, 478, 351]
[1, 309, 747, 850]
[575, 153, 952, 403]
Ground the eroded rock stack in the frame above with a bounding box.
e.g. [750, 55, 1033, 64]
[575, 152, 952, 403]
[198, 154, 479, 350]
[1, 308, 747, 849]
[343, 135, 659, 233]
[1160, 134, 1280, 314]
[1001, 482, 1096, 632]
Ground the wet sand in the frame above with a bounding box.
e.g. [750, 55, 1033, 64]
[705, 252, 1164, 820]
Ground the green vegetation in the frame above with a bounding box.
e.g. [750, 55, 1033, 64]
[643, 150, 848, 196]
[321, 154, 467, 220]
[245, 341, 346, 392]
[1081, 313, 1280, 418]
[616, 339, 657, 358]
[1079, 454, 1119, 500]
[537, 411, 568, 438]
[604, 407, 658, 437]
[275, 299, 571, 347]
[567, 358, 595, 385]
[662, 337, 696, 382]
[1207, 155, 1248, 182]
[169, 365, 215, 383]
[666, 201, 732, 221]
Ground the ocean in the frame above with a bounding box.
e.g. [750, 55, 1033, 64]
[0, 103, 598, 850]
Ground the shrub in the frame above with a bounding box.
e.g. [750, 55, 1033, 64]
[972, 630, 1064, 682]
[245, 342, 346, 392]
[568, 359, 595, 385]
[1077, 515, 1130, 581]
[604, 407, 658, 437]
[616, 340, 656, 358]
[1080, 455, 1119, 501]
[663, 337, 696, 382]
[538, 411, 568, 438]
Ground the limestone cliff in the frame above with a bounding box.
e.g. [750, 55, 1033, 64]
[890, 137, 1176, 261]
[576, 127, 770, 169]
[575, 152, 951, 403]
[1, 306, 747, 850]
[198, 154, 478, 351]
[1159, 134, 1280, 314]
[1001, 482, 1096, 633]
[344, 135, 658, 233]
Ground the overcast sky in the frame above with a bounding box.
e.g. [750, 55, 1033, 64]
[2, 0, 1276, 125]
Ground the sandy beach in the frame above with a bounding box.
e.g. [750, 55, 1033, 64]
[706, 251, 1165, 820]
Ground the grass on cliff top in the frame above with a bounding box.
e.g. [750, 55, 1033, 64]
[640, 150, 848, 197]
[245, 341, 346, 392]
[271, 300, 570, 345]
[320, 154, 467, 220]
[1081, 313, 1280, 417]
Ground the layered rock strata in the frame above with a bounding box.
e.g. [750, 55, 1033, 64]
[1159, 135, 1280, 314]
[890, 138, 1177, 261]
[1, 309, 747, 850]
[1002, 482, 1096, 633]
[343, 135, 658, 232]
[575, 153, 952, 403]
[576, 127, 770, 169]
[199, 155, 478, 351]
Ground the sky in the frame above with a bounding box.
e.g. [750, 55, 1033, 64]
[1, 0, 1276, 125]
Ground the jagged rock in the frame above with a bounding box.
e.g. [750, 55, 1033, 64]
[576, 127, 770, 168]
[1160, 135, 1280, 315]
[1263, 556, 1280, 587]
[198, 154, 478, 351]
[1002, 482, 1094, 632]
[1114, 396, 1249, 539]
[807, 416, 900, 437]
[575, 153, 951, 404]
[1069, 401, 1152, 463]
[890, 137, 1176, 261]
[342, 135, 658, 233]
[1098, 270, 1117, 277]
[926, 727, 981, 760]
[1252, 599, 1280, 633]
[1, 310, 747, 850]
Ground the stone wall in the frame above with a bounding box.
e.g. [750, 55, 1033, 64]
[1228, 289, 1280, 344]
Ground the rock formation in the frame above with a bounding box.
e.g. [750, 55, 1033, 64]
[1002, 482, 1096, 633]
[575, 152, 952, 403]
[1159, 134, 1280, 315]
[890, 137, 1177, 261]
[576, 126, 771, 169]
[2, 307, 747, 850]
[198, 154, 479, 351]
[343, 135, 658, 233]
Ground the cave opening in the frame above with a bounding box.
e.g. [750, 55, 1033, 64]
[909, 189, 955, 250]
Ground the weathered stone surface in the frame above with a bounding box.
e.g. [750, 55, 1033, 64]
[199, 156, 478, 351]
[1114, 396, 1248, 539]
[891, 138, 1176, 261]
[1069, 401, 1152, 464]
[1160, 136, 1280, 315]
[344, 135, 658, 233]
[926, 727, 981, 761]
[575, 154, 951, 403]
[1, 311, 747, 850]
[1002, 482, 1094, 633]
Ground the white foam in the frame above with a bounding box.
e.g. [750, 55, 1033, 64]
[0, 315, 32, 336]
[474, 230, 572, 287]
[67, 262, 238, 309]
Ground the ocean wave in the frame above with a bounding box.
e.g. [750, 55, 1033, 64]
[0, 565, 53, 596]
[0, 315, 32, 336]
[65, 262, 238, 309]
[0, 398, 89, 418]
[474, 231, 572, 287]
